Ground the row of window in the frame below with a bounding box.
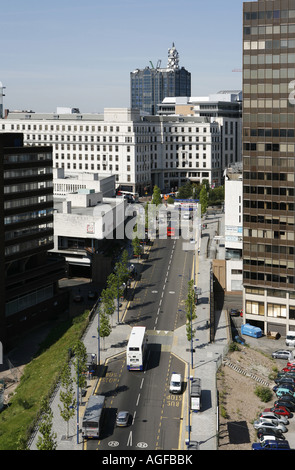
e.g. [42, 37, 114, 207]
[244, 227, 294, 241]
[245, 258, 294, 270]
[243, 113, 295, 124]
[245, 300, 294, 320]
[244, 10, 295, 21]
[244, 214, 295, 226]
[244, 186, 294, 196]
[244, 142, 295, 154]
[244, 128, 295, 138]
[244, 23, 295, 35]
[245, 287, 295, 300]
[244, 39, 295, 50]
[244, 271, 294, 286]
[244, 243, 295, 255]
[244, 200, 295, 211]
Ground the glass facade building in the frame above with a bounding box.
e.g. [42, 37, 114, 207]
[0, 133, 66, 347]
[243, 0, 295, 333]
[130, 45, 191, 115]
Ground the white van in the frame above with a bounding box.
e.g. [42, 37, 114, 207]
[169, 373, 182, 394]
[286, 331, 295, 347]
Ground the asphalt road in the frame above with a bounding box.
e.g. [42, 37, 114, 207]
[86, 235, 193, 451]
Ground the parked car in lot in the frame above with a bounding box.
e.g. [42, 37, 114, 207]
[275, 399, 295, 412]
[275, 377, 295, 386]
[264, 406, 292, 418]
[276, 387, 295, 399]
[256, 427, 285, 440]
[252, 439, 290, 450]
[273, 383, 295, 393]
[253, 419, 287, 433]
[258, 412, 289, 425]
[272, 350, 294, 360]
[259, 434, 286, 443]
[275, 371, 295, 382]
[273, 382, 295, 392]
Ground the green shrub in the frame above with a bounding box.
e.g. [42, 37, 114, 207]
[254, 385, 272, 403]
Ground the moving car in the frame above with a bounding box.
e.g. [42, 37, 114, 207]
[253, 419, 287, 433]
[272, 350, 294, 360]
[116, 411, 130, 427]
[169, 373, 182, 394]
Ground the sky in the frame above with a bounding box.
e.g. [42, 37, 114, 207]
[1, 0, 244, 113]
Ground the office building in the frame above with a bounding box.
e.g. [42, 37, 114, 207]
[224, 165, 243, 292]
[130, 43, 191, 115]
[243, 0, 295, 334]
[0, 133, 67, 347]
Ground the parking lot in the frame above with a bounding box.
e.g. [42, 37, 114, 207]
[231, 315, 295, 449]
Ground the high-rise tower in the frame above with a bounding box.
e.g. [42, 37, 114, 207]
[243, 0, 295, 334]
[130, 43, 191, 115]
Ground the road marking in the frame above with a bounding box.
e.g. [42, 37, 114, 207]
[127, 431, 132, 447]
[169, 291, 175, 294]
[136, 393, 140, 406]
[140, 378, 144, 389]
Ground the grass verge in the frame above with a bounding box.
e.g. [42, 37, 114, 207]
[0, 311, 90, 450]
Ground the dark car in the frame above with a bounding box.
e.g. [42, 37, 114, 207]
[275, 399, 295, 412]
[230, 309, 241, 316]
[273, 383, 295, 393]
[256, 427, 285, 440]
[275, 377, 295, 386]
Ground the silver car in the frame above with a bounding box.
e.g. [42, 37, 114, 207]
[254, 419, 287, 433]
[272, 349, 293, 360]
[116, 411, 130, 427]
[259, 412, 289, 425]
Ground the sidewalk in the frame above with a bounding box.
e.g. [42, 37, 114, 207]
[29, 214, 229, 451]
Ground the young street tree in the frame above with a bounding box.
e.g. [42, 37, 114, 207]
[58, 363, 76, 440]
[185, 279, 197, 343]
[36, 397, 57, 450]
[73, 340, 88, 401]
[152, 185, 162, 206]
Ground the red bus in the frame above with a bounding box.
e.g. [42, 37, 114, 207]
[167, 224, 175, 237]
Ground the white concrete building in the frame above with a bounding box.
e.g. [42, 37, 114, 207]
[52, 189, 126, 277]
[2, 102, 239, 193]
[53, 168, 115, 197]
[224, 165, 243, 292]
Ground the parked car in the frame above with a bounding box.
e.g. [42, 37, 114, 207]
[276, 387, 295, 398]
[287, 359, 295, 367]
[258, 412, 289, 425]
[259, 434, 285, 443]
[272, 350, 294, 360]
[273, 383, 295, 393]
[275, 377, 295, 386]
[275, 399, 295, 412]
[230, 308, 242, 316]
[253, 419, 287, 433]
[270, 405, 292, 417]
[252, 439, 290, 450]
[275, 371, 295, 382]
[116, 411, 130, 427]
[264, 406, 292, 418]
[282, 366, 295, 372]
[87, 291, 97, 300]
[256, 427, 285, 439]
